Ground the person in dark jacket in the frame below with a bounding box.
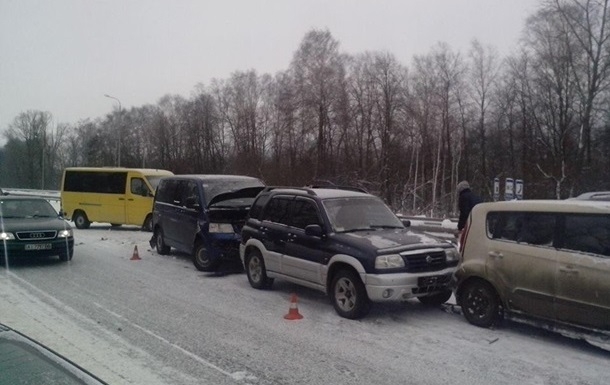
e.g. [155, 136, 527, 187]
[457, 180, 482, 231]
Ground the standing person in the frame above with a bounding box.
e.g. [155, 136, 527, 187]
[457, 180, 482, 232]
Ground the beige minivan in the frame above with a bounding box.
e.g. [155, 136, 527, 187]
[454, 200, 610, 334]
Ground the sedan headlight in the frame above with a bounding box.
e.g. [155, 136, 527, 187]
[57, 229, 73, 238]
[208, 223, 235, 233]
[0, 232, 15, 240]
[375, 254, 405, 269]
[445, 247, 460, 262]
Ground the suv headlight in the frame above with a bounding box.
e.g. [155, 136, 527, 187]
[58, 229, 73, 238]
[375, 254, 405, 269]
[208, 223, 235, 234]
[445, 247, 460, 262]
[0, 232, 15, 240]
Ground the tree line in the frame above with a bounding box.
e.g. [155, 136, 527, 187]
[2, 0, 610, 217]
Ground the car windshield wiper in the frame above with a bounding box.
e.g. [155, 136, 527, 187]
[339, 227, 375, 233]
[371, 225, 403, 229]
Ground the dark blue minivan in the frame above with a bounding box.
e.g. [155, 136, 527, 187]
[150, 175, 265, 271]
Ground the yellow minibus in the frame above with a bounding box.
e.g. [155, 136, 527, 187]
[60, 167, 173, 230]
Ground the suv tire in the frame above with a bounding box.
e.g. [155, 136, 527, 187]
[155, 228, 170, 255]
[459, 280, 502, 327]
[330, 269, 371, 319]
[417, 289, 452, 306]
[245, 249, 274, 289]
[193, 242, 220, 272]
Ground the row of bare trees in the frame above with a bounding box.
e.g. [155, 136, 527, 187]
[2, 0, 610, 216]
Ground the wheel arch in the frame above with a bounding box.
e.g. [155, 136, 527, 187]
[456, 275, 504, 308]
[325, 255, 367, 293]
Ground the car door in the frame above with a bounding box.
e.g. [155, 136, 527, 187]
[173, 180, 200, 253]
[258, 196, 293, 273]
[554, 213, 610, 329]
[486, 211, 558, 319]
[126, 175, 152, 226]
[281, 197, 332, 284]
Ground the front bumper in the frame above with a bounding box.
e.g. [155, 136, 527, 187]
[364, 267, 455, 302]
[0, 238, 74, 259]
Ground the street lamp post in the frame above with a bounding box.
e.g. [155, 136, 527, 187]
[104, 94, 122, 167]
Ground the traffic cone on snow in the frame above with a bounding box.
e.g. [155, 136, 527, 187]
[130, 245, 141, 261]
[284, 293, 303, 320]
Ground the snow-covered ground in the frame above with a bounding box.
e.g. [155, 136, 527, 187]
[1, 222, 608, 385]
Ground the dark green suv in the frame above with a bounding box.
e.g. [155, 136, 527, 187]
[239, 187, 459, 319]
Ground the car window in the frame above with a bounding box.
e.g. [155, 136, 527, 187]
[487, 212, 555, 246]
[261, 196, 292, 225]
[156, 180, 177, 204]
[130, 177, 149, 196]
[248, 194, 269, 220]
[290, 199, 321, 229]
[562, 214, 610, 257]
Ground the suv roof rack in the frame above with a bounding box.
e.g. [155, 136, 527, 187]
[307, 185, 368, 194]
[260, 186, 317, 196]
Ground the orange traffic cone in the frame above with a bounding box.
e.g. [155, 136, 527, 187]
[130, 245, 141, 261]
[284, 293, 303, 320]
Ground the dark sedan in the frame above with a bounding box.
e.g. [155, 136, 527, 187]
[0, 196, 74, 262]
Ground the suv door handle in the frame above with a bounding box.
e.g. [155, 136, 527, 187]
[488, 251, 503, 259]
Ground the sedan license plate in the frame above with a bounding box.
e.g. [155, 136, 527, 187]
[25, 243, 52, 251]
[418, 274, 449, 287]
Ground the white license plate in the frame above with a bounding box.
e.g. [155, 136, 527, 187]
[25, 243, 52, 250]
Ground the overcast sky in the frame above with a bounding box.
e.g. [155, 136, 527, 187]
[0, 0, 540, 136]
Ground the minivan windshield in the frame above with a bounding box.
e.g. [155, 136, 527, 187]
[323, 196, 404, 233]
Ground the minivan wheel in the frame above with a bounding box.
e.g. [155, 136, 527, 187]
[192, 242, 219, 272]
[460, 280, 502, 328]
[73, 211, 90, 229]
[245, 250, 273, 289]
[155, 228, 170, 255]
[417, 289, 452, 306]
[330, 269, 371, 319]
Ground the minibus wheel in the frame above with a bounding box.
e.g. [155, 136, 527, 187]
[73, 211, 90, 229]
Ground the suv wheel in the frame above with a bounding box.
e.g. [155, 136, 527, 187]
[193, 242, 220, 272]
[73, 211, 90, 229]
[330, 269, 371, 319]
[459, 280, 502, 327]
[417, 289, 452, 306]
[245, 250, 274, 289]
[155, 228, 170, 255]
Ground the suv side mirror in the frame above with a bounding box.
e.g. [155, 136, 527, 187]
[401, 219, 411, 227]
[305, 224, 324, 237]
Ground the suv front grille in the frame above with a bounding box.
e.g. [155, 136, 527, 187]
[401, 250, 447, 273]
[16, 231, 57, 241]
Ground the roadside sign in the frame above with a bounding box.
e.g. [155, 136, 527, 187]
[505, 178, 514, 200]
[493, 178, 500, 201]
[515, 179, 524, 200]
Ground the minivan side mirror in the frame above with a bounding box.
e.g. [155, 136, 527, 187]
[305, 224, 324, 237]
[184, 197, 200, 210]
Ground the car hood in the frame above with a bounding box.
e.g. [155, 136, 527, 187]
[207, 186, 266, 208]
[334, 229, 451, 254]
[0, 217, 71, 232]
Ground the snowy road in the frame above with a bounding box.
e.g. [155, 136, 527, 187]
[1, 225, 608, 385]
